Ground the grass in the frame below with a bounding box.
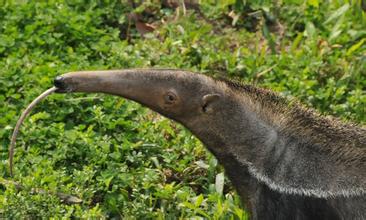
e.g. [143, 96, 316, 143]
[0, 0, 365, 219]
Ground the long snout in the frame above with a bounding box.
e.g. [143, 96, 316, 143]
[53, 69, 190, 95]
[52, 69, 183, 111]
[53, 70, 114, 93]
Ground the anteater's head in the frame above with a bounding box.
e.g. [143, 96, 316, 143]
[54, 69, 239, 152]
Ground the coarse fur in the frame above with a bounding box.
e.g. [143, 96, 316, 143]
[219, 77, 366, 197]
[221, 78, 366, 167]
[54, 69, 366, 220]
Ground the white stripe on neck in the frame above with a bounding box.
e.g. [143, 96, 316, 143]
[235, 155, 365, 198]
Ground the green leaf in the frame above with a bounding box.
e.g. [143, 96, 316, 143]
[307, 0, 319, 8]
[346, 38, 366, 56]
[304, 21, 316, 39]
[324, 4, 350, 25]
[291, 33, 303, 52]
[328, 15, 345, 41]
[30, 112, 51, 122]
[195, 194, 204, 207]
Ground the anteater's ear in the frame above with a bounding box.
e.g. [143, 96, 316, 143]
[201, 94, 221, 114]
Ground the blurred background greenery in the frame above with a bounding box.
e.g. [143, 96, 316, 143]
[0, 0, 365, 218]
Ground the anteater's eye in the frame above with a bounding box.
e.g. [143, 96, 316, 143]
[164, 92, 177, 104]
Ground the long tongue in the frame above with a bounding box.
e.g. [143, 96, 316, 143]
[8, 86, 57, 177]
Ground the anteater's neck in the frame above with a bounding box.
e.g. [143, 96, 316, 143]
[208, 81, 366, 198]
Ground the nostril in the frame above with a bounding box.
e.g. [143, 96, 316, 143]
[54, 76, 65, 89]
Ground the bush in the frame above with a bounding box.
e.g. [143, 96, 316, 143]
[0, 1, 364, 218]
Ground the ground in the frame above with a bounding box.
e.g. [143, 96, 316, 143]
[0, 1, 365, 219]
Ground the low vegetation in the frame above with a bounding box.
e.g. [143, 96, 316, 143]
[0, 0, 365, 218]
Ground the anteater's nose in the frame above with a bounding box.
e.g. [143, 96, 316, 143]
[54, 76, 65, 89]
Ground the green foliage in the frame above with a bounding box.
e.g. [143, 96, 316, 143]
[0, 0, 365, 218]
